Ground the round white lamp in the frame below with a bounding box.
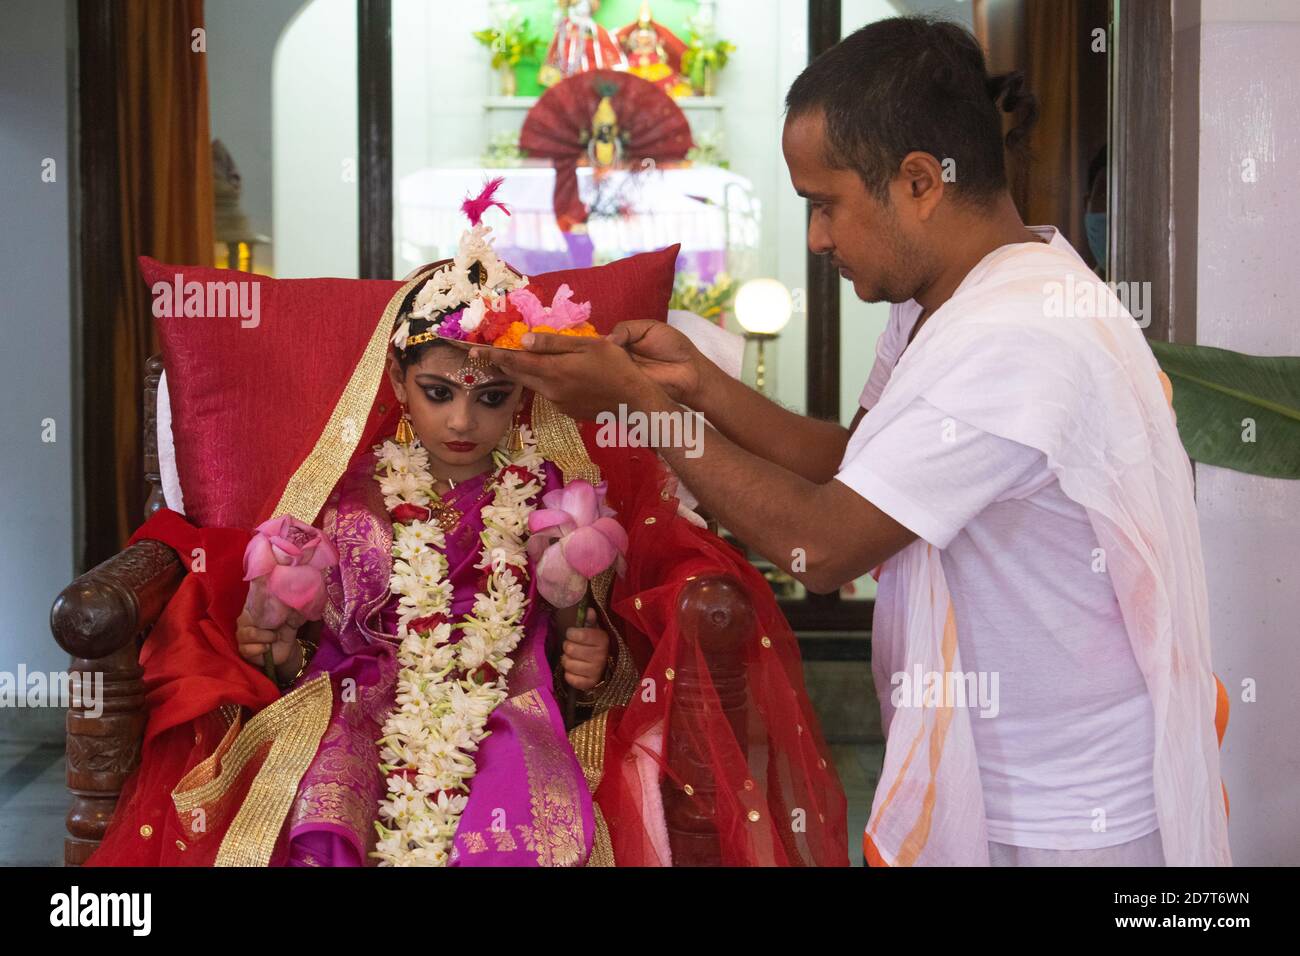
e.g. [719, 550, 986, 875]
[733, 278, 793, 393]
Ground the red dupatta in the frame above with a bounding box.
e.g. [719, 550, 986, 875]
[563, 415, 850, 867]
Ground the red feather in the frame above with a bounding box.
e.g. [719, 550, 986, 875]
[461, 177, 511, 226]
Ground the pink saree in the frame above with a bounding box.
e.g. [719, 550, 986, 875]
[278, 450, 594, 867]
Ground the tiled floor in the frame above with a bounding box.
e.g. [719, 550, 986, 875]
[0, 659, 882, 867]
[835, 741, 884, 865]
[0, 732, 68, 867]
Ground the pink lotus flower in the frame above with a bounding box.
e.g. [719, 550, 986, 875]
[526, 480, 627, 608]
[242, 516, 339, 628]
[506, 284, 592, 331]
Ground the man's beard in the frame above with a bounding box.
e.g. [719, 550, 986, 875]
[851, 209, 929, 305]
[852, 248, 926, 305]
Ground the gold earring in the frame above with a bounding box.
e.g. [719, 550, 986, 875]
[396, 408, 416, 447]
[507, 405, 524, 454]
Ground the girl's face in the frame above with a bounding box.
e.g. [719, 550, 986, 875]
[387, 345, 522, 477]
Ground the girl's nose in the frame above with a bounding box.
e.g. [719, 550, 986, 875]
[446, 396, 474, 433]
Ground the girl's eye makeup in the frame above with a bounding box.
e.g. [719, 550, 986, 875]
[418, 383, 511, 406]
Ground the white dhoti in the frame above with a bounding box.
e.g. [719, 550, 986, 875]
[989, 829, 1166, 867]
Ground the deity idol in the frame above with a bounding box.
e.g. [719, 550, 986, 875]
[539, 0, 627, 88]
[617, 1, 692, 98]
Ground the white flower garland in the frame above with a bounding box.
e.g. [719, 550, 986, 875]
[371, 427, 544, 866]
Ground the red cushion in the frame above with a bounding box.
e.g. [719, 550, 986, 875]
[143, 244, 679, 530]
[523, 247, 677, 335]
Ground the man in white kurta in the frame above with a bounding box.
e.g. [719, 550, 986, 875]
[837, 225, 1225, 865]
[482, 16, 1231, 866]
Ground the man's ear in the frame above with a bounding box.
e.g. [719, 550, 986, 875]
[386, 354, 407, 404]
[896, 150, 946, 222]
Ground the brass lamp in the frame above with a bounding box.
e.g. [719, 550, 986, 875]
[733, 277, 792, 395]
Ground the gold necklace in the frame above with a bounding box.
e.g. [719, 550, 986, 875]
[427, 467, 502, 533]
[427, 493, 462, 533]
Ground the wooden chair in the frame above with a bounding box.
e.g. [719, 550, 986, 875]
[49, 354, 756, 866]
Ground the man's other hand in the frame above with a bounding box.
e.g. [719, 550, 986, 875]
[606, 320, 707, 407]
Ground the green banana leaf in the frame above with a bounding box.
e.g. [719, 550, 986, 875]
[1149, 339, 1300, 479]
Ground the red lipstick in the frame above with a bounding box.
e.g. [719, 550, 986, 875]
[443, 441, 477, 453]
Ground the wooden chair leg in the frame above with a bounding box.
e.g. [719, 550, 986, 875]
[64, 643, 146, 864]
[662, 574, 755, 866]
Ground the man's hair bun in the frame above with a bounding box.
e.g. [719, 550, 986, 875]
[986, 71, 1039, 149]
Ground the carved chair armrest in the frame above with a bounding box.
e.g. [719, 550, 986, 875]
[51, 539, 185, 660]
[50, 539, 185, 864]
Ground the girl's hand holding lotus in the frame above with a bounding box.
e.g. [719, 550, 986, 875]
[235, 606, 305, 680]
[560, 608, 611, 692]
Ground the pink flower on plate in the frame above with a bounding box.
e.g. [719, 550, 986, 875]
[526, 480, 627, 608]
[506, 284, 592, 332]
[242, 516, 339, 628]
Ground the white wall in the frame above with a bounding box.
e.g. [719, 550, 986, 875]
[1192, 0, 1300, 865]
[272, 0, 359, 278]
[0, 0, 77, 674]
[204, 0, 309, 277]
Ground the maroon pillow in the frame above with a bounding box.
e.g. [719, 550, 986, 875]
[144, 244, 679, 530]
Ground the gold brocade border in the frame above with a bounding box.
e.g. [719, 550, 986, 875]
[532, 394, 602, 485]
[532, 395, 639, 868]
[589, 597, 638, 716]
[171, 674, 333, 867]
[588, 805, 616, 867]
[506, 689, 588, 866]
[171, 706, 243, 796]
[269, 267, 440, 524]
[568, 710, 615, 867]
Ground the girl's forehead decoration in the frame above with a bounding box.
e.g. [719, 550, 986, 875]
[448, 352, 495, 389]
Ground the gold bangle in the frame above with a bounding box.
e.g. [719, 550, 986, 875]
[575, 654, 615, 705]
[279, 637, 316, 690]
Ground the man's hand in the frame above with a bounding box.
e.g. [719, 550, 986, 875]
[606, 320, 708, 407]
[470, 332, 662, 421]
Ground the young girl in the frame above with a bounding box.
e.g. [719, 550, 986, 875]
[233, 340, 611, 866]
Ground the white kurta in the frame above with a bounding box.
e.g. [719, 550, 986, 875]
[839, 233, 1229, 866]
